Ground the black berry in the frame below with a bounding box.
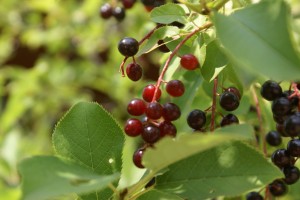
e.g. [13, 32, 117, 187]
[265, 131, 282, 146]
[271, 149, 293, 168]
[112, 6, 126, 21]
[159, 121, 177, 138]
[162, 103, 181, 121]
[287, 139, 300, 157]
[246, 192, 263, 200]
[220, 114, 239, 127]
[271, 97, 291, 116]
[142, 124, 161, 143]
[126, 63, 142, 81]
[187, 109, 206, 130]
[268, 179, 288, 196]
[100, 3, 113, 19]
[260, 80, 282, 101]
[157, 40, 170, 53]
[219, 91, 240, 111]
[118, 37, 139, 57]
[226, 87, 241, 100]
[283, 165, 300, 185]
[284, 114, 300, 137]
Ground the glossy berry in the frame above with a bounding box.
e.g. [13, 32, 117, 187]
[142, 124, 161, 143]
[268, 179, 288, 196]
[271, 149, 293, 168]
[126, 63, 142, 81]
[118, 37, 139, 57]
[265, 131, 282, 146]
[122, 0, 136, 9]
[99, 3, 113, 19]
[187, 109, 206, 130]
[133, 148, 145, 168]
[112, 7, 126, 21]
[220, 114, 239, 127]
[282, 90, 299, 108]
[287, 139, 300, 157]
[142, 84, 161, 102]
[145, 102, 163, 120]
[166, 80, 185, 97]
[180, 54, 199, 70]
[276, 123, 289, 137]
[273, 114, 288, 124]
[127, 99, 146, 116]
[157, 40, 170, 53]
[284, 114, 300, 137]
[159, 121, 177, 137]
[260, 80, 282, 101]
[124, 118, 143, 137]
[226, 87, 241, 100]
[246, 192, 263, 200]
[283, 165, 300, 185]
[162, 103, 181, 121]
[271, 97, 291, 116]
[219, 91, 240, 111]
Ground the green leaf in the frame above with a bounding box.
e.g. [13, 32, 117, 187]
[201, 40, 228, 82]
[143, 124, 254, 171]
[154, 141, 282, 199]
[19, 156, 120, 200]
[214, 0, 300, 81]
[150, 4, 188, 24]
[52, 102, 124, 199]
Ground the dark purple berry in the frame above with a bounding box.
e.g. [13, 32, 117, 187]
[268, 179, 288, 196]
[265, 131, 282, 146]
[122, 0, 136, 9]
[142, 124, 160, 143]
[118, 37, 139, 57]
[99, 3, 113, 19]
[157, 40, 170, 53]
[145, 102, 163, 120]
[271, 149, 293, 168]
[124, 118, 143, 137]
[226, 87, 241, 100]
[133, 148, 145, 168]
[187, 109, 206, 130]
[112, 6, 126, 21]
[272, 97, 291, 116]
[219, 91, 240, 111]
[284, 114, 300, 137]
[276, 123, 289, 137]
[260, 80, 282, 101]
[246, 192, 263, 200]
[126, 63, 142, 81]
[283, 165, 300, 185]
[127, 99, 146, 116]
[166, 80, 185, 97]
[220, 114, 239, 127]
[282, 90, 299, 109]
[162, 103, 181, 121]
[287, 139, 300, 157]
[159, 121, 177, 137]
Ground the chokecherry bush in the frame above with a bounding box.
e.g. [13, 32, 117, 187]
[19, 0, 300, 199]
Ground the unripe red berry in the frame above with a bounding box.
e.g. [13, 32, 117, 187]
[180, 54, 199, 70]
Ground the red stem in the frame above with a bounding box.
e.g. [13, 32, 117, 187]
[210, 77, 218, 132]
[151, 22, 213, 102]
[138, 24, 163, 45]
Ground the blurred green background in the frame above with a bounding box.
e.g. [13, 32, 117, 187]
[0, 0, 162, 199]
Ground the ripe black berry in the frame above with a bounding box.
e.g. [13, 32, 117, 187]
[271, 97, 291, 116]
[133, 148, 145, 168]
[166, 80, 185, 97]
[260, 80, 282, 101]
[142, 124, 161, 143]
[226, 87, 241, 100]
[246, 192, 263, 200]
[283, 165, 300, 185]
[265, 131, 282, 146]
[127, 99, 146, 116]
[180, 54, 199, 70]
[112, 7, 126, 21]
[162, 103, 181, 121]
[142, 84, 161, 102]
[187, 109, 206, 130]
[118, 37, 139, 57]
[276, 123, 289, 137]
[284, 114, 300, 137]
[282, 90, 299, 108]
[219, 91, 240, 111]
[159, 121, 177, 137]
[271, 149, 293, 168]
[126, 63, 142, 81]
[220, 114, 239, 127]
[157, 40, 170, 53]
[145, 102, 163, 120]
[124, 118, 143, 137]
[287, 139, 300, 157]
[268, 179, 288, 196]
[100, 3, 113, 19]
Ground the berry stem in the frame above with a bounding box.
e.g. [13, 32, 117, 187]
[210, 77, 218, 132]
[119, 56, 129, 76]
[151, 22, 213, 102]
[290, 82, 300, 111]
[138, 24, 163, 45]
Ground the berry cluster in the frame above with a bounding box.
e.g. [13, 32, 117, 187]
[246, 80, 300, 198]
[99, 0, 136, 21]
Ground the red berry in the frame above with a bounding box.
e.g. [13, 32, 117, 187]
[126, 63, 142, 81]
[133, 148, 145, 168]
[127, 99, 146, 116]
[142, 124, 160, 143]
[162, 103, 181, 121]
[142, 84, 161, 102]
[180, 54, 199, 70]
[124, 118, 143, 137]
[99, 3, 113, 19]
[122, 0, 136, 9]
[159, 121, 177, 137]
[145, 102, 163, 120]
[166, 80, 185, 97]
